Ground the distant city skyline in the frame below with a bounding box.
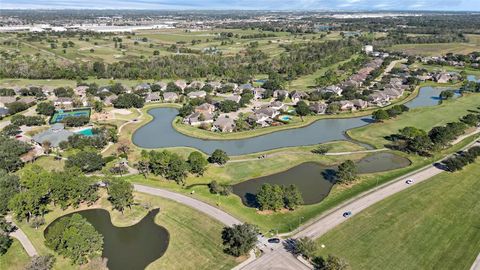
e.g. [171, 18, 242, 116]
[1, 0, 479, 11]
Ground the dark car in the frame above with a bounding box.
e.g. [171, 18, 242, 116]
[343, 211, 352, 218]
[268, 238, 281, 244]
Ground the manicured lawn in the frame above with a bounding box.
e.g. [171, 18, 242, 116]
[0, 240, 30, 270]
[388, 34, 480, 56]
[348, 92, 480, 148]
[314, 161, 480, 270]
[14, 190, 240, 270]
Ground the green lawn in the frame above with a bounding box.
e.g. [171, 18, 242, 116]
[314, 161, 480, 270]
[0, 240, 30, 270]
[348, 92, 480, 148]
[14, 190, 240, 270]
[388, 34, 480, 56]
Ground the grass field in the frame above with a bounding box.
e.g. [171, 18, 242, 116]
[0, 239, 30, 270]
[348, 92, 480, 148]
[314, 161, 480, 270]
[388, 34, 480, 56]
[14, 190, 240, 270]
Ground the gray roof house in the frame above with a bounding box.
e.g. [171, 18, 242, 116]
[0, 96, 17, 107]
[321, 85, 343, 96]
[189, 81, 205, 89]
[252, 88, 266, 99]
[145, 92, 161, 103]
[273, 90, 289, 98]
[163, 92, 179, 102]
[0, 107, 9, 117]
[225, 95, 241, 103]
[174, 80, 188, 90]
[290, 91, 308, 104]
[135, 83, 151, 91]
[32, 123, 74, 147]
[183, 112, 214, 126]
[153, 81, 167, 91]
[309, 103, 327, 114]
[213, 116, 236, 132]
[187, 90, 207, 99]
[103, 94, 118, 106]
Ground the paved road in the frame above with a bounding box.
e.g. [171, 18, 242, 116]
[241, 132, 480, 269]
[240, 248, 310, 270]
[471, 253, 480, 270]
[5, 216, 38, 257]
[133, 184, 241, 226]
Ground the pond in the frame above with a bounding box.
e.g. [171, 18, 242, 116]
[45, 209, 169, 270]
[232, 152, 411, 206]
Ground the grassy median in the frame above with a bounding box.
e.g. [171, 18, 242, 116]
[314, 160, 480, 270]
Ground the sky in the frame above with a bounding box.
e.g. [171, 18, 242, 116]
[1, 0, 479, 11]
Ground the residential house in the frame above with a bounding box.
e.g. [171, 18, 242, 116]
[352, 99, 368, 109]
[135, 83, 151, 91]
[153, 81, 167, 91]
[207, 81, 222, 90]
[97, 86, 111, 94]
[434, 72, 451, 83]
[225, 95, 241, 103]
[368, 91, 390, 106]
[74, 86, 88, 98]
[248, 113, 272, 127]
[18, 96, 36, 105]
[252, 87, 266, 99]
[255, 107, 280, 118]
[103, 94, 118, 106]
[183, 112, 214, 126]
[290, 91, 308, 104]
[163, 92, 179, 102]
[338, 100, 356, 111]
[187, 90, 207, 99]
[189, 81, 205, 89]
[309, 102, 327, 114]
[145, 92, 161, 103]
[273, 89, 289, 99]
[238, 84, 253, 92]
[0, 96, 16, 107]
[174, 80, 188, 90]
[32, 123, 74, 147]
[54, 97, 73, 107]
[321, 85, 343, 96]
[268, 101, 287, 111]
[213, 116, 236, 132]
[383, 88, 404, 99]
[194, 103, 215, 115]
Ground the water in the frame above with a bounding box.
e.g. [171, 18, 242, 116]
[232, 152, 411, 206]
[132, 86, 465, 155]
[45, 209, 169, 270]
[76, 128, 94, 136]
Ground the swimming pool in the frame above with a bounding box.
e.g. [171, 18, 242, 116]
[76, 128, 94, 136]
[279, 115, 292, 121]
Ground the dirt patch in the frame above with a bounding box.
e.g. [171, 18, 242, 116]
[112, 109, 132, 115]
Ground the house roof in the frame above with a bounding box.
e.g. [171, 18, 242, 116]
[214, 116, 235, 130]
[163, 92, 178, 100]
[32, 123, 74, 147]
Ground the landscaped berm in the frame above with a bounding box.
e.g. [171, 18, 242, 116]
[49, 108, 91, 124]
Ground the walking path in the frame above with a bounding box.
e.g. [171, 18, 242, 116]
[5, 216, 38, 257]
[133, 184, 241, 227]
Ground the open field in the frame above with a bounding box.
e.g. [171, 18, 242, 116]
[388, 34, 480, 56]
[0, 239, 30, 270]
[348, 92, 480, 148]
[314, 161, 480, 270]
[14, 189, 239, 270]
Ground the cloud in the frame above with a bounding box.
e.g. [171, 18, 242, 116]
[1, 0, 478, 11]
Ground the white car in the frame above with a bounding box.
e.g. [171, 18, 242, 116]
[406, 179, 414, 184]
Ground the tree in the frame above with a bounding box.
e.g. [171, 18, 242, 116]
[1, 124, 21, 136]
[135, 159, 150, 178]
[256, 184, 284, 211]
[42, 140, 52, 154]
[282, 184, 303, 210]
[294, 237, 317, 259]
[208, 149, 229, 165]
[296, 101, 311, 120]
[6, 102, 29, 115]
[372, 109, 389, 122]
[313, 254, 350, 270]
[187, 151, 208, 175]
[208, 180, 231, 196]
[326, 103, 340, 114]
[221, 223, 259, 257]
[62, 115, 90, 127]
[219, 100, 240, 113]
[25, 255, 56, 270]
[45, 214, 103, 265]
[439, 90, 455, 100]
[107, 178, 134, 212]
[0, 233, 12, 255]
[48, 169, 98, 210]
[113, 93, 145, 108]
[66, 151, 105, 172]
[311, 145, 330, 155]
[36, 102, 56, 116]
[0, 135, 30, 172]
[117, 143, 130, 157]
[337, 160, 357, 184]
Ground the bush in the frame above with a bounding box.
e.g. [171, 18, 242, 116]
[208, 149, 229, 165]
[208, 180, 231, 196]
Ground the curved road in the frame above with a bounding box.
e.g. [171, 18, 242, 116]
[133, 184, 241, 226]
[241, 131, 480, 270]
[5, 216, 38, 257]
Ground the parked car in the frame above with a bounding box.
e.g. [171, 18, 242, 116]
[268, 238, 281, 244]
[406, 179, 414, 184]
[342, 211, 352, 218]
